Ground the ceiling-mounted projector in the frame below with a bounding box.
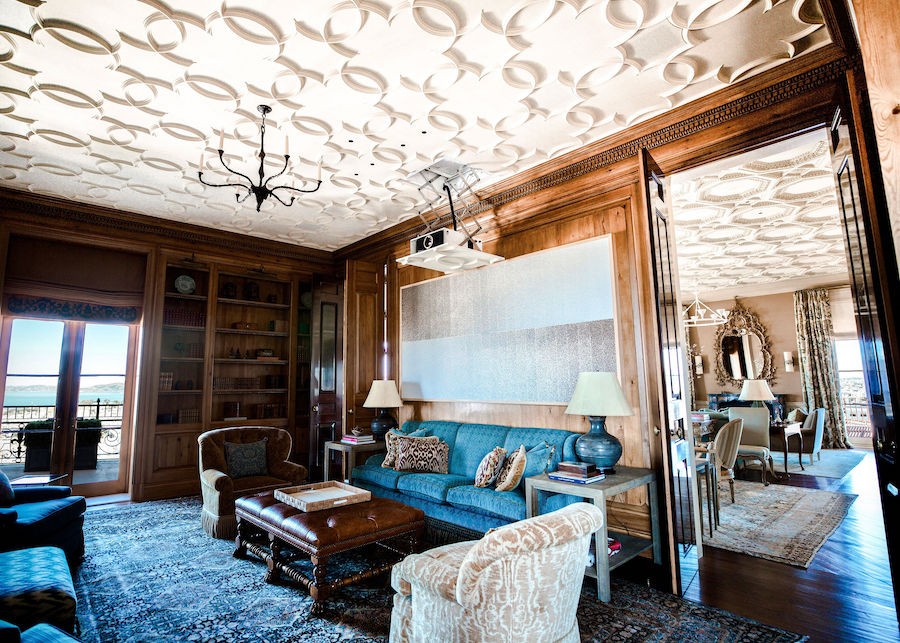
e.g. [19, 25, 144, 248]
[398, 227, 503, 274]
[397, 159, 504, 274]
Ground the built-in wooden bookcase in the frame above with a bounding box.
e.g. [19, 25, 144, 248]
[212, 272, 291, 426]
[157, 263, 210, 430]
[145, 257, 321, 499]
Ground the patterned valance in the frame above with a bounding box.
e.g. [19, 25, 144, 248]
[5, 295, 140, 324]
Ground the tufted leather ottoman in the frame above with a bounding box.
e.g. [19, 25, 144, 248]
[234, 491, 424, 611]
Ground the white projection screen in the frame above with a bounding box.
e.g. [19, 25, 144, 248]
[400, 236, 617, 404]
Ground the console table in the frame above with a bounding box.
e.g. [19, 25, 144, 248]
[525, 466, 661, 602]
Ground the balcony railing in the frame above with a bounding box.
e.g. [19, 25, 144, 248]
[1, 400, 123, 466]
[842, 400, 871, 440]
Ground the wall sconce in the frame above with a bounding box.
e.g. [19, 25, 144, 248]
[784, 351, 795, 372]
[693, 354, 704, 375]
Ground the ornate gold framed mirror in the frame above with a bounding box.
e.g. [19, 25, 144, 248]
[714, 300, 776, 387]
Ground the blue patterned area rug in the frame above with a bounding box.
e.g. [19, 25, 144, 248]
[75, 497, 806, 642]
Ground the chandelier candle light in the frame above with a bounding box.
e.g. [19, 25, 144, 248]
[565, 372, 634, 474]
[198, 104, 322, 212]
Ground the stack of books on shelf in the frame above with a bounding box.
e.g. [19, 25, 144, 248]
[341, 434, 375, 445]
[547, 461, 606, 485]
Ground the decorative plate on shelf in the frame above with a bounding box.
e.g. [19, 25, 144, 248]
[174, 275, 196, 294]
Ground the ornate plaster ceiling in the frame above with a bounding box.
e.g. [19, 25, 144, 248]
[671, 128, 849, 298]
[0, 0, 830, 251]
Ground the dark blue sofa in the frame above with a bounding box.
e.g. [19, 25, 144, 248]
[351, 420, 582, 533]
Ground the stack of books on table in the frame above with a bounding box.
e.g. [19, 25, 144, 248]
[341, 434, 375, 445]
[547, 461, 606, 485]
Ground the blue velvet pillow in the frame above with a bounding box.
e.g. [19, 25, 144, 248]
[518, 441, 555, 490]
[0, 470, 14, 507]
[224, 439, 268, 478]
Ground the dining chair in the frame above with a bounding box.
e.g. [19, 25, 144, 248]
[729, 407, 775, 485]
[694, 418, 743, 534]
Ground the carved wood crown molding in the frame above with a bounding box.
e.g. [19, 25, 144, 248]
[0, 190, 335, 267]
[715, 300, 777, 388]
[473, 55, 858, 214]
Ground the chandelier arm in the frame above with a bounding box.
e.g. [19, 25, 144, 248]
[263, 155, 290, 189]
[216, 150, 257, 188]
[198, 172, 252, 190]
[270, 181, 323, 196]
[235, 188, 252, 204]
[269, 191, 295, 207]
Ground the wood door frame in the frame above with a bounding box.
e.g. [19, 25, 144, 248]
[632, 73, 898, 602]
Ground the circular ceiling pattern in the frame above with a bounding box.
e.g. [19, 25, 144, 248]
[672, 129, 849, 296]
[0, 0, 830, 251]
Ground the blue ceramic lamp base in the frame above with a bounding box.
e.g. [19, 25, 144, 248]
[574, 415, 622, 474]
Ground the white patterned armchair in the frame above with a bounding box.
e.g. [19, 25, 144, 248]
[389, 502, 604, 643]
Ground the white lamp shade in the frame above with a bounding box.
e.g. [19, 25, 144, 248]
[363, 380, 402, 408]
[565, 372, 634, 417]
[739, 379, 775, 401]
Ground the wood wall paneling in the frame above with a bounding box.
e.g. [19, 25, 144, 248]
[850, 0, 900, 253]
[343, 260, 383, 431]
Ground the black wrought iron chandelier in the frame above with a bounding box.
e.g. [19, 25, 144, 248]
[198, 104, 321, 212]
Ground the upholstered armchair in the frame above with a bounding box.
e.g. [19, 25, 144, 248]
[198, 426, 307, 538]
[389, 502, 604, 643]
[729, 407, 775, 485]
[0, 471, 86, 565]
[768, 408, 828, 465]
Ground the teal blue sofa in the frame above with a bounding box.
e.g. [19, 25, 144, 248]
[351, 420, 581, 533]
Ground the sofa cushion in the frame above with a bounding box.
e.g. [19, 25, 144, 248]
[446, 485, 526, 522]
[395, 439, 449, 474]
[495, 445, 526, 491]
[224, 439, 268, 478]
[397, 473, 472, 503]
[518, 441, 555, 489]
[0, 547, 76, 633]
[10, 497, 86, 539]
[474, 447, 507, 488]
[448, 424, 511, 478]
[352, 464, 411, 490]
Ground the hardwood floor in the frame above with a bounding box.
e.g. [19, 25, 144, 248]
[679, 451, 899, 642]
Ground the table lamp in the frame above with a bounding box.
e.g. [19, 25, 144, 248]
[363, 379, 403, 440]
[565, 372, 634, 474]
[739, 379, 775, 408]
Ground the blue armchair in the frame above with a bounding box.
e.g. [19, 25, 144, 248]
[0, 472, 86, 565]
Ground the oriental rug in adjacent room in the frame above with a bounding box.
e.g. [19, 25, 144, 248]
[769, 448, 866, 479]
[75, 497, 807, 642]
[704, 479, 857, 568]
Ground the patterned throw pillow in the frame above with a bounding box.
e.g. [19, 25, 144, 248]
[0, 470, 14, 507]
[395, 438, 450, 474]
[495, 445, 527, 491]
[382, 429, 435, 468]
[224, 438, 268, 478]
[474, 447, 507, 488]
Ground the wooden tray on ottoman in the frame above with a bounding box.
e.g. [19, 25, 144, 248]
[274, 481, 370, 512]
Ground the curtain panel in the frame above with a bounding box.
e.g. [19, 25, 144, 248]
[793, 288, 851, 448]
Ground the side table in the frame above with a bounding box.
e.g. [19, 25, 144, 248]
[323, 440, 385, 482]
[525, 466, 661, 602]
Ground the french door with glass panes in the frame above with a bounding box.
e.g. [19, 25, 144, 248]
[0, 317, 137, 496]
